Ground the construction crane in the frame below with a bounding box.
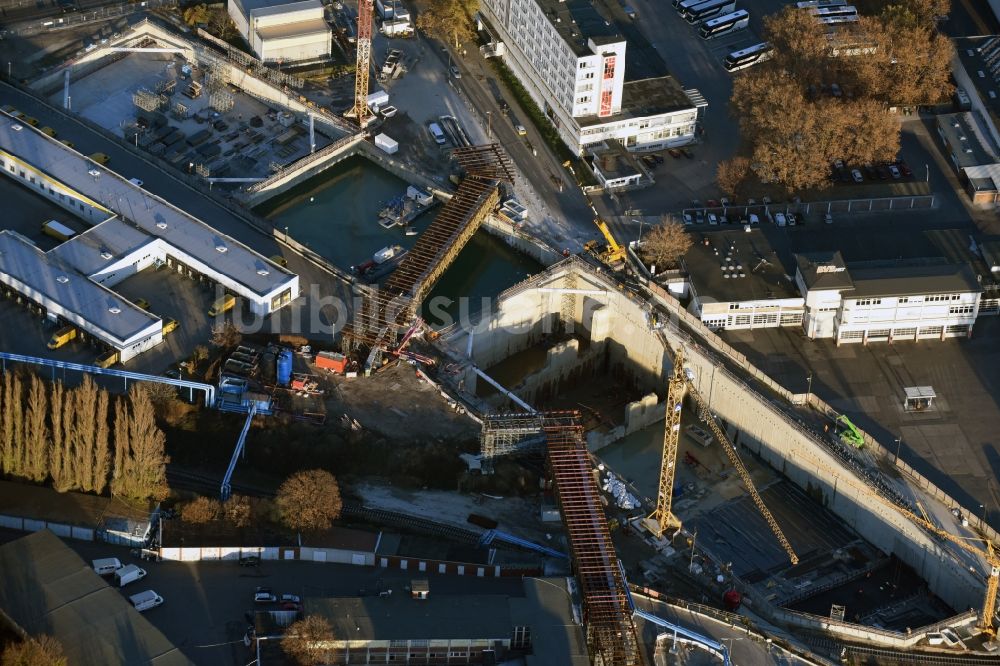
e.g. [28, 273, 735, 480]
[347, 0, 375, 127]
[801, 451, 1000, 635]
[648, 349, 800, 566]
[583, 218, 627, 266]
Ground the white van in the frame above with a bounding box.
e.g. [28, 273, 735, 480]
[92, 557, 122, 576]
[129, 590, 164, 612]
[428, 122, 446, 145]
[115, 564, 147, 587]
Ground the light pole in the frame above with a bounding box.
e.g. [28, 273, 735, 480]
[637, 217, 644, 244]
[486, 110, 491, 139]
[806, 372, 813, 397]
[894, 437, 902, 464]
[925, 163, 929, 183]
[981, 503, 988, 525]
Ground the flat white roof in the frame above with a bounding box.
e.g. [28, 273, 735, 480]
[52, 217, 157, 277]
[0, 117, 296, 299]
[0, 231, 158, 344]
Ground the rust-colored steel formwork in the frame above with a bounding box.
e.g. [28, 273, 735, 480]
[543, 411, 644, 666]
[343, 144, 515, 349]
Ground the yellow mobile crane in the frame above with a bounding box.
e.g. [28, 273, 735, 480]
[648, 348, 800, 566]
[584, 218, 628, 267]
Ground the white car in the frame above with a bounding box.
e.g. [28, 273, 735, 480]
[682, 212, 693, 225]
[254, 587, 277, 603]
[888, 164, 901, 179]
[824, 213, 834, 224]
[707, 212, 718, 225]
[449, 65, 461, 79]
[851, 168, 863, 183]
[280, 593, 301, 603]
[774, 212, 787, 227]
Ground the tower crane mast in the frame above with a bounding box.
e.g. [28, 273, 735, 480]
[650, 347, 799, 566]
[348, 0, 375, 127]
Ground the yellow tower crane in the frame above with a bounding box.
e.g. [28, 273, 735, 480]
[648, 349, 800, 566]
[801, 451, 1000, 635]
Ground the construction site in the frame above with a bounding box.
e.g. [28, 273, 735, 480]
[0, 0, 999, 664]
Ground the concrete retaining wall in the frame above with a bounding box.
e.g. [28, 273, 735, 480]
[444, 257, 988, 615]
[481, 214, 565, 266]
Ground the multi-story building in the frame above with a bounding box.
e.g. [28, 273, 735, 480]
[796, 252, 982, 344]
[228, 0, 332, 63]
[479, 0, 701, 154]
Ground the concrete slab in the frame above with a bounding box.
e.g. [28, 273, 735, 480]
[721, 317, 1000, 529]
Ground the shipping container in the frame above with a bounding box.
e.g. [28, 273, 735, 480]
[316, 351, 348, 373]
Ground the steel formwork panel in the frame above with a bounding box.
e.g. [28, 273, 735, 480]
[543, 411, 643, 666]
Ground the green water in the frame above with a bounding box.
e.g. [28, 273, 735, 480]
[596, 421, 665, 503]
[259, 156, 544, 324]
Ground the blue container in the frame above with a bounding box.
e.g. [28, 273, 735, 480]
[277, 350, 293, 386]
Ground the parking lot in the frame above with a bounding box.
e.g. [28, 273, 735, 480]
[0, 528, 524, 666]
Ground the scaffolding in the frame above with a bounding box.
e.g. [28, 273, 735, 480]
[209, 88, 235, 113]
[543, 411, 644, 666]
[480, 413, 545, 459]
[132, 87, 165, 112]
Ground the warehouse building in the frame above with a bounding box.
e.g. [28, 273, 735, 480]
[228, 0, 332, 63]
[0, 530, 191, 665]
[479, 0, 700, 154]
[0, 116, 299, 362]
[299, 577, 588, 665]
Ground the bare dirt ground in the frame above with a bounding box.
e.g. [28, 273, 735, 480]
[353, 480, 554, 542]
[325, 363, 479, 442]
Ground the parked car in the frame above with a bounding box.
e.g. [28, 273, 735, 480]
[774, 212, 787, 227]
[680, 147, 694, 159]
[897, 160, 913, 177]
[748, 213, 760, 225]
[695, 210, 705, 224]
[876, 165, 890, 180]
[824, 212, 834, 224]
[682, 212, 693, 225]
[254, 587, 277, 603]
[280, 594, 301, 603]
[239, 555, 261, 567]
[641, 155, 657, 169]
[787, 212, 798, 226]
[281, 601, 302, 611]
[851, 168, 864, 183]
[667, 148, 682, 159]
[449, 65, 461, 79]
[888, 164, 901, 179]
[838, 169, 851, 183]
[707, 212, 718, 225]
[863, 164, 878, 180]
[652, 154, 665, 164]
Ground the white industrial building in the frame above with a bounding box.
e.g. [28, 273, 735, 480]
[0, 117, 299, 362]
[479, 0, 700, 155]
[795, 252, 982, 344]
[228, 0, 331, 63]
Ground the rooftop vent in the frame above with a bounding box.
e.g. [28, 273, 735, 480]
[56, 276, 69, 284]
[953, 121, 961, 127]
[100, 251, 113, 260]
[257, 268, 269, 276]
[960, 135, 967, 141]
[108, 306, 121, 314]
[156, 222, 168, 230]
[216, 245, 228, 253]
[966, 148, 974, 153]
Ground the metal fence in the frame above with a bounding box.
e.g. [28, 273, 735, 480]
[672, 194, 937, 225]
[5, 0, 177, 37]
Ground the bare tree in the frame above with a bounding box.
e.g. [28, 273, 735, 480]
[61, 378, 76, 490]
[181, 496, 222, 523]
[210, 321, 242, 350]
[92, 388, 111, 495]
[48, 381, 67, 491]
[643, 221, 694, 271]
[111, 387, 169, 501]
[1, 634, 67, 666]
[416, 0, 476, 49]
[224, 494, 253, 528]
[281, 615, 335, 666]
[716, 157, 751, 197]
[23, 375, 49, 483]
[72, 377, 99, 493]
[111, 397, 129, 495]
[0, 373, 16, 475]
[8, 373, 24, 479]
[276, 470, 343, 532]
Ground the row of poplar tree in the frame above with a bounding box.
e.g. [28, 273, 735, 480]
[0, 373, 168, 501]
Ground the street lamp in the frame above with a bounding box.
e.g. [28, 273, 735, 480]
[925, 163, 929, 183]
[486, 110, 492, 139]
[806, 372, 813, 397]
[894, 437, 903, 464]
[981, 503, 988, 525]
